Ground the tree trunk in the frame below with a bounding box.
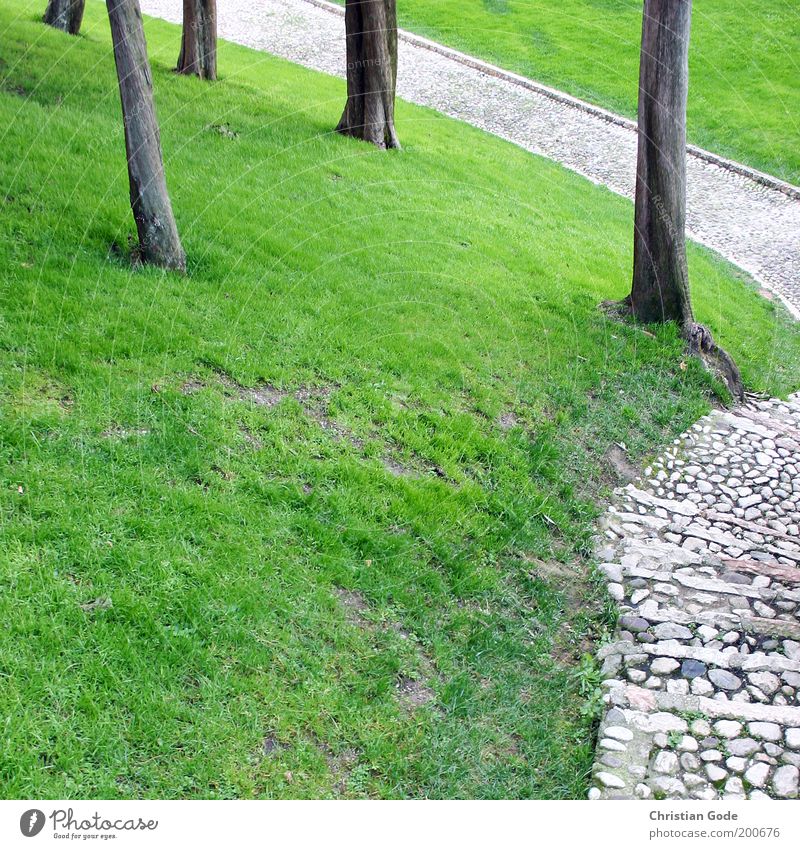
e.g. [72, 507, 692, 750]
[610, 0, 743, 401]
[43, 0, 85, 35]
[106, 0, 186, 271]
[337, 0, 400, 149]
[629, 0, 693, 326]
[177, 0, 217, 81]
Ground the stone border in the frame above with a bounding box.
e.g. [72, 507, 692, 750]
[301, 0, 800, 202]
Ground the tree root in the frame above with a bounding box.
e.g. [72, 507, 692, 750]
[683, 322, 744, 404]
[599, 300, 744, 405]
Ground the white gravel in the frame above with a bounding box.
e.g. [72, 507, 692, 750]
[139, 0, 800, 319]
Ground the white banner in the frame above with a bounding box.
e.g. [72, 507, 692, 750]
[1, 800, 797, 849]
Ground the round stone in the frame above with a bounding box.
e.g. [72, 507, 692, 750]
[651, 657, 680, 675]
[649, 776, 686, 797]
[608, 583, 624, 601]
[653, 622, 693, 640]
[744, 762, 770, 788]
[605, 725, 633, 742]
[771, 765, 799, 799]
[728, 738, 759, 757]
[708, 668, 742, 691]
[714, 720, 742, 739]
[596, 771, 626, 789]
[681, 659, 707, 679]
[691, 719, 711, 737]
[653, 750, 679, 775]
[680, 753, 700, 771]
[749, 722, 783, 742]
[619, 615, 650, 633]
[724, 776, 745, 796]
[691, 677, 714, 695]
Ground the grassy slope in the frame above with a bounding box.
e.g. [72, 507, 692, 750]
[380, 0, 800, 183]
[0, 0, 798, 799]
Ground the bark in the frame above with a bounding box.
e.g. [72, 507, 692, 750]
[337, 0, 400, 149]
[629, 0, 693, 326]
[613, 0, 743, 402]
[106, 0, 186, 271]
[43, 0, 85, 35]
[177, 0, 217, 81]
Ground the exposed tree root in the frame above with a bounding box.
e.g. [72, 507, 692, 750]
[683, 321, 744, 404]
[600, 299, 744, 405]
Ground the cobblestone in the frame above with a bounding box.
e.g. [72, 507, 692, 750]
[590, 395, 800, 799]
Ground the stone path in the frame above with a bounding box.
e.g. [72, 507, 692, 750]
[591, 396, 800, 799]
[140, 0, 800, 318]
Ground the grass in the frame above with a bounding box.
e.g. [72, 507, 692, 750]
[0, 0, 799, 799]
[370, 0, 800, 183]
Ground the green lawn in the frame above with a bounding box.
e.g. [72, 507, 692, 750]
[0, 0, 798, 799]
[381, 0, 800, 184]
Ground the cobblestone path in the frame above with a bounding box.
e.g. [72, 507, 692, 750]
[591, 397, 800, 799]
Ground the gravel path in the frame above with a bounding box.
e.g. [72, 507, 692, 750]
[140, 0, 800, 319]
[592, 395, 800, 799]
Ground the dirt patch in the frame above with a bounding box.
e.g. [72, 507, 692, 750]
[261, 733, 283, 757]
[603, 442, 638, 484]
[80, 596, 112, 613]
[523, 556, 598, 662]
[396, 676, 435, 708]
[187, 370, 458, 481]
[309, 410, 362, 447]
[332, 587, 371, 628]
[326, 746, 360, 795]
[214, 372, 364, 447]
[308, 731, 362, 796]
[524, 556, 580, 583]
[12, 373, 73, 418]
[219, 374, 286, 408]
[332, 586, 421, 644]
[381, 455, 414, 477]
[2, 82, 29, 98]
[332, 587, 440, 706]
[498, 411, 520, 430]
[101, 426, 150, 439]
[207, 122, 239, 139]
[180, 378, 206, 395]
[238, 423, 262, 450]
[293, 385, 335, 405]
[296, 386, 364, 449]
